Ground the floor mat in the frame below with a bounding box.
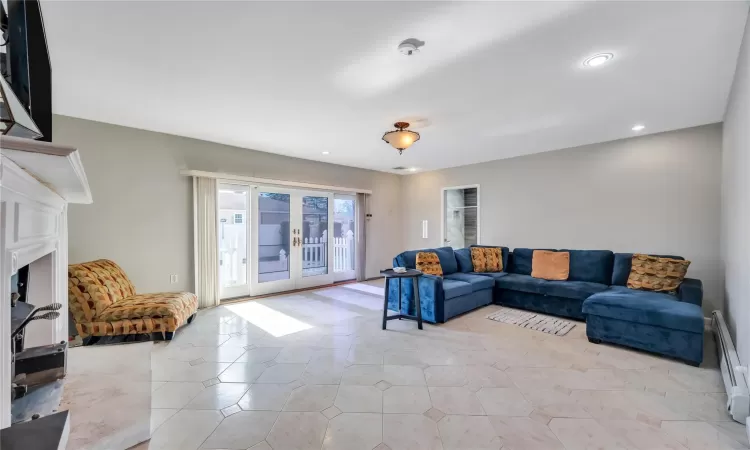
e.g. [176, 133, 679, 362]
[486, 307, 576, 336]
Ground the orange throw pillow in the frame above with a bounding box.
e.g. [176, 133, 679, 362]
[531, 250, 570, 281]
[470, 247, 487, 272]
[471, 247, 503, 273]
[415, 251, 443, 277]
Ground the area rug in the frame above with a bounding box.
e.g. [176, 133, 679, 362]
[486, 307, 576, 336]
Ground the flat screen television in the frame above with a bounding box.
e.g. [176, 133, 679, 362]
[2, 0, 52, 141]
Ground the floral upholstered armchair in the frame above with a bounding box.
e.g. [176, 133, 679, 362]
[68, 259, 198, 342]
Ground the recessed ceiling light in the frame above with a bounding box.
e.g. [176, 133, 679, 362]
[321, 151, 330, 155]
[583, 53, 613, 67]
[631, 124, 645, 132]
[407, 168, 418, 172]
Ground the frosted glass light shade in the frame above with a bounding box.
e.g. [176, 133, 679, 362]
[382, 122, 420, 154]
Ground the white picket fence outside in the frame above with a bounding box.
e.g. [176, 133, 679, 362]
[301, 233, 354, 272]
[302, 237, 327, 268]
[333, 231, 355, 272]
[221, 229, 354, 282]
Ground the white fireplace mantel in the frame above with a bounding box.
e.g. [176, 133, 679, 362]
[0, 136, 92, 429]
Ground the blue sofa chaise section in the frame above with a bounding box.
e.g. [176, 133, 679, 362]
[389, 246, 500, 323]
[583, 253, 704, 366]
[389, 246, 704, 365]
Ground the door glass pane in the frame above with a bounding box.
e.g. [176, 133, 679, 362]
[219, 185, 248, 288]
[302, 196, 328, 277]
[258, 192, 290, 283]
[333, 198, 355, 273]
[443, 187, 478, 248]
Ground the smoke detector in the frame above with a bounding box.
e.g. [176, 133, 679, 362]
[398, 38, 425, 56]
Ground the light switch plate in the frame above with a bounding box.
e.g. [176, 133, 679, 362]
[422, 220, 428, 239]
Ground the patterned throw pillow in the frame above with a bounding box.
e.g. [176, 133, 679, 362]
[627, 254, 690, 293]
[470, 247, 487, 272]
[485, 247, 502, 272]
[416, 251, 443, 277]
[471, 247, 503, 273]
[531, 250, 570, 281]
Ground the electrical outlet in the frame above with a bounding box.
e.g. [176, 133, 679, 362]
[170, 274, 178, 284]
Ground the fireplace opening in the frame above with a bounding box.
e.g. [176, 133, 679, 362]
[9, 254, 67, 424]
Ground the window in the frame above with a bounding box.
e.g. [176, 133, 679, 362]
[233, 213, 243, 224]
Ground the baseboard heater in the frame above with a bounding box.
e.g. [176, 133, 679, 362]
[712, 310, 749, 424]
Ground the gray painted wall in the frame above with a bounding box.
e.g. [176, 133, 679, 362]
[53, 115, 403, 294]
[722, 13, 750, 365]
[402, 124, 724, 314]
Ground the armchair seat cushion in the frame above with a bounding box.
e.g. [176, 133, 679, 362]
[75, 292, 199, 338]
[442, 279, 473, 300]
[97, 292, 198, 324]
[582, 286, 703, 333]
[444, 273, 494, 291]
[495, 273, 547, 295]
[539, 280, 608, 300]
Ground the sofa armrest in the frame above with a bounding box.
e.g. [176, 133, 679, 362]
[678, 278, 703, 307]
[416, 275, 445, 323]
[387, 274, 444, 323]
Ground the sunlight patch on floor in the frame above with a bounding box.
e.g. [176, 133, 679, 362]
[314, 288, 383, 311]
[225, 302, 313, 337]
[340, 282, 384, 296]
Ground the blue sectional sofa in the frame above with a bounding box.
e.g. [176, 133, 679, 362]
[389, 246, 705, 365]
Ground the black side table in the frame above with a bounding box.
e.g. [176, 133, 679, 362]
[381, 269, 423, 330]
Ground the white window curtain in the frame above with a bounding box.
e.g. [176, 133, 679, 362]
[193, 176, 220, 309]
[356, 193, 368, 281]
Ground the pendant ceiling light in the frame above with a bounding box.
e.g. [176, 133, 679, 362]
[382, 122, 420, 155]
[0, 75, 43, 139]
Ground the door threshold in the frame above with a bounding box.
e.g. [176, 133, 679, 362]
[220, 279, 360, 304]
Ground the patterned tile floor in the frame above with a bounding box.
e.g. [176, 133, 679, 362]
[140, 280, 748, 450]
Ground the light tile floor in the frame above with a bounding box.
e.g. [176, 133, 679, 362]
[140, 280, 748, 450]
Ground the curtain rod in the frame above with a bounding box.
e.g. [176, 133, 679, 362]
[180, 170, 373, 194]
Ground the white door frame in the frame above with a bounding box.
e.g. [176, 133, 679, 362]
[440, 184, 480, 248]
[333, 193, 357, 282]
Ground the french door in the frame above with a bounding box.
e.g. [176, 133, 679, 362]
[219, 184, 339, 299]
[251, 188, 334, 296]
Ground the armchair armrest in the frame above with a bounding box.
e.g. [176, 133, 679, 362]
[386, 274, 444, 323]
[678, 278, 703, 307]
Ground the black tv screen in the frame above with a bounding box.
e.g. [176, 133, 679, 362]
[4, 0, 51, 141]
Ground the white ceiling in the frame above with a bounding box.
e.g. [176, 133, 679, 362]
[41, 1, 748, 173]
